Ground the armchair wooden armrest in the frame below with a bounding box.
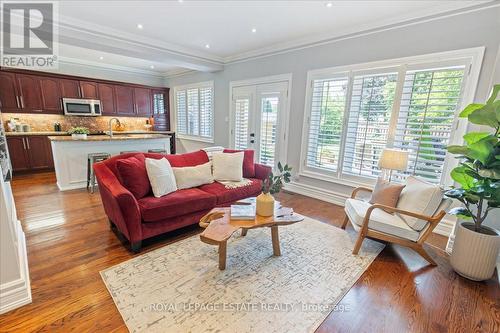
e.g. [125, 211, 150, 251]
[351, 187, 373, 199]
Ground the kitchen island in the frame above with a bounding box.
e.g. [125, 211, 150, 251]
[49, 134, 171, 191]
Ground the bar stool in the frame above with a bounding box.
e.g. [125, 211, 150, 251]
[148, 149, 168, 154]
[87, 152, 111, 193]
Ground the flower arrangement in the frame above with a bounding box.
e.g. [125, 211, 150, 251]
[67, 127, 90, 135]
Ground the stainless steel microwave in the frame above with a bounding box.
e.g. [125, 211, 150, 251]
[62, 98, 102, 116]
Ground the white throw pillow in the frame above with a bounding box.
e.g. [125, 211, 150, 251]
[396, 176, 443, 231]
[145, 158, 177, 198]
[172, 162, 214, 190]
[212, 152, 244, 181]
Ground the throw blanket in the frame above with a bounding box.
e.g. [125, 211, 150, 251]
[218, 178, 253, 189]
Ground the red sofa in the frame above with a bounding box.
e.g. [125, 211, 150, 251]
[93, 150, 271, 252]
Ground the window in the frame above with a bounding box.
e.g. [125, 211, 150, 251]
[301, 49, 481, 186]
[174, 82, 214, 141]
[306, 77, 348, 172]
[234, 97, 250, 150]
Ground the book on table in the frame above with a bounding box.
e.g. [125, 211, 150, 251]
[230, 204, 256, 220]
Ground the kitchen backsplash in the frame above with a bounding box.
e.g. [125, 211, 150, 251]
[1, 113, 152, 132]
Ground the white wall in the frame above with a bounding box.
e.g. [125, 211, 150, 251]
[166, 7, 500, 208]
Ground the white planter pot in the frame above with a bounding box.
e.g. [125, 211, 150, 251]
[71, 134, 87, 140]
[450, 222, 500, 281]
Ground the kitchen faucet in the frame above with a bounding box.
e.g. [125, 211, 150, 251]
[109, 118, 121, 137]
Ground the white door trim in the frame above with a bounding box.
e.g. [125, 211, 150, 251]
[229, 73, 293, 166]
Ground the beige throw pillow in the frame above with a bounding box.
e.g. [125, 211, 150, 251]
[369, 178, 405, 212]
[145, 158, 178, 198]
[212, 152, 244, 182]
[172, 162, 214, 190]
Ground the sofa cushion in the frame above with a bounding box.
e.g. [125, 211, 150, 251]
[172, 162, 214, 190]
[345, 198, 420, 242]
[138, 188, 217, 222]
[145, 157, 177, 198]
[212, 151, 244, 181]
[166, 150, 209, 167]
[223, 149, 255, 178]
[199, 178, 263, 205]
[396, 176, 443, 231]
[116, 154, 151, 199]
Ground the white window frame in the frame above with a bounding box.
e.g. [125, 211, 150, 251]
[299, 47, 484, 188]
[173, 80, 215, 143]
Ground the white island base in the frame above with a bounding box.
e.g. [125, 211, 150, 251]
[49, 135, 171, 191]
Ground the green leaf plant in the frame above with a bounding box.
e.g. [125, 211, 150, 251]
[262, 162, 292, 195]
[445, 84, 500, 233]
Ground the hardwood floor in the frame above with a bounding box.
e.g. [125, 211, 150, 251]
[1, 172, 498, 332]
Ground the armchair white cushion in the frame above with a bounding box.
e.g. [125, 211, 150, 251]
[396, 176, 443, 231]
[345, 198, 420, 241]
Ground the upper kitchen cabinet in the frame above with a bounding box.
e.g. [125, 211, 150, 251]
[79, 81, 99, 99]
[0, 72, 19, 110]
[115, 85, 135, 115]
[16, 74, 43, 113]
[59, 79, 81, 98]
[98, 83, 116, 115]
[39, 76, 63, 113]
[134, 87, 152, 117]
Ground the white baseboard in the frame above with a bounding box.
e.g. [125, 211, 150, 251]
[284, 181, 455, 237]
[0, 222, 32, 314]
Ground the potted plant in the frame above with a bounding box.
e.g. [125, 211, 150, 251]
[68, 127, 90, 140]
[445, 84, 500, 281]
[256, 162, 292, 217]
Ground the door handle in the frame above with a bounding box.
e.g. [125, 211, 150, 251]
[26, 138, 30, 149]
[250, 133, 255, 137]
[16, 96, 20, 108]
[250, 140, 255, 144]
[19, 95, 24, 108]
[22, 138, 26, 150]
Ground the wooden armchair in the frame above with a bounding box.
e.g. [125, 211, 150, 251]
[341, 187, 450, 266]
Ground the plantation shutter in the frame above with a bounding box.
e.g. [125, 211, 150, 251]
[306, 77, 349, 172]
[259, 96, 279, 167]
[234, 97, 250, 150]
[342, 72, 398, 178]
[393, 66, 466, 184]
[199, 86, 213, 138]
[176, 90, 187, 134]
[175, 85, 214, 139]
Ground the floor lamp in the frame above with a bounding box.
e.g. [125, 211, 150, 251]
[378, 148, 409, 182]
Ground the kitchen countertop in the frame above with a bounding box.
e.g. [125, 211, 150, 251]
[6, 130, 174, 137]
[48, 134, 171, 142]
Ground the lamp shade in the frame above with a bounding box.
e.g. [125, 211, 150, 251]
[378, 148, 409, 171]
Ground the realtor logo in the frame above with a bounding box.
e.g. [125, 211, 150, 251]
[1, 1, 58, 68]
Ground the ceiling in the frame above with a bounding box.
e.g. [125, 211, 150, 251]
[53, 0, 494, 75]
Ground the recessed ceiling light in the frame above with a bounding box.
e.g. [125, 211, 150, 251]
[99, 56, 104, 60]
[205, 44, 210, 49]
[325, 2, 333, 8]
[150, 65, 155, 69]
[251, 28, 257, 33]
[137, 23, 143, 29]
[178, 0, 184, 2]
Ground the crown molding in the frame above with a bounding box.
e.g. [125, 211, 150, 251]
[223, 1, 500, 65]
[162, 68, 198, 79]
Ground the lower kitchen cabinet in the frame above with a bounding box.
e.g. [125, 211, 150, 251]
[6, 136, 54, 173]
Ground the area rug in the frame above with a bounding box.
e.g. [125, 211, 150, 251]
[101, 217, 384, 333]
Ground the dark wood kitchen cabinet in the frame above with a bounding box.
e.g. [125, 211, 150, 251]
[79, 81, 99, 99]
[6, 136, 54, 173]
[16, 74, 43, 112]
[98, 83, 116, 115]
[39, 76, 63, 112]
[134, 87, 152, 117]
[0, 72, 19, 110]
[59, 79, 81, 98]
[115, 85, 135, 115]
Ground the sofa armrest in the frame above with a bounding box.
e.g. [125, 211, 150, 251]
[93, 162, 143, 243]
[254, 163, 272, 180]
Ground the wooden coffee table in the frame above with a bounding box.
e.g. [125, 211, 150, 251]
[199, 206, 304, 270]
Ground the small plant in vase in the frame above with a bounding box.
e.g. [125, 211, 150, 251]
[256, 162, 292, 217]
[68, 127, 90, 140]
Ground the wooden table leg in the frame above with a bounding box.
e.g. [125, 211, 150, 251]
[218, 241, 227, 270]
[241, 229, 248, 237]
[271, 226, 281, 256]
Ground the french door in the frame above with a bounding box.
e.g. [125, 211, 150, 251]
[231, 81, 289, 168]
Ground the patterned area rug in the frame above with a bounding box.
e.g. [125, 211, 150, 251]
[101, 217, 384, 333]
